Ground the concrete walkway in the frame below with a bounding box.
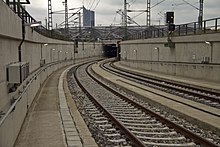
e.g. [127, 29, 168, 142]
[92, 60, 220, 134]
[15, 68, 67, 147]
[14, 64, 98, 147]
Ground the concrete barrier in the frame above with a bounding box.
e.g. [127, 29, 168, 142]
[0, 1, 102, 146]
[120, 33, 220, 83]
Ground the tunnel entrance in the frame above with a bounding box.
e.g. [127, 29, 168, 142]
[103, 44, 117, 58]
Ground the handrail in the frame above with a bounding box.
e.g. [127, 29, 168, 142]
[2, 0, 71, 41]
[2, 0, 220, 41]
[0, 60, 71, 127]
[122, 59, 220, 66]
[129, 17, 220, 40]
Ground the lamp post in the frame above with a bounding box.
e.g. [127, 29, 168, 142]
[65, 52, 68, 60]
[205, 41, 213, 63]
[19, 15, 41, 62]
[155, 47, 160, 61]
[41, 43, 48, 60]
[50, 48, 55, 62]
[58, 51, 62, 61]
[124, 51, 127, 60]
[134, 49, 137, 61]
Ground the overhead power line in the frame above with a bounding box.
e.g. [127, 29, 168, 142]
[182, 0, 199, 10]
[88, 0, 93, 8]
[93, 0, 101, 10]
[151, 0, 166, 9]
[89, 0, 96, 10]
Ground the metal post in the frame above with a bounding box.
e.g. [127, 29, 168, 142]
[45, 18, 48, 29]
[48, 0, 53, 31]
[17, 0, 21, 17]
[124, 0, 128, 40]
[146, 0, 151, 27]
[215, 18, 218, 32]
[13, 0, 16, 12]
[198, 0, 203, 30]
[79, 12, 82, 37]
[6, 0, 9, 5]
[64, 0, 68, 34]
[41, 44, 42, 60]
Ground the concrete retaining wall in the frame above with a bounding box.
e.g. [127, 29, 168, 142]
[120, 33, 220, 83]
[0, 1, 102, 147]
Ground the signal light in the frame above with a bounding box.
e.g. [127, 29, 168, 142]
[166, 12, 174, 24]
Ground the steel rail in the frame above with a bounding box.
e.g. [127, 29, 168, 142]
[98, 61, 220, 118]
[109, 62, 220, 103]
[74, 63, 146, 147]
[90, 63, 219, 147]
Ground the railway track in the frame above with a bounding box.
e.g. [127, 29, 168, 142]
[67, 62, 218, 147]
[101, 61, 220, 110]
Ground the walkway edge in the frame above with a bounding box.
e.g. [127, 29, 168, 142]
[58, 67, 83, 147]
[59, 65, 98, 147]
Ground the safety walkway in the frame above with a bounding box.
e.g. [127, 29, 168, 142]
[114, 62, 220, 92]
[92, 60, 220, 135]
[15, 65, 97, 147]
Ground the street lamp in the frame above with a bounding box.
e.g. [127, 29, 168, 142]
[124, 51, 127, 60]
[58, 51, 62, 61]
[205, 41, 213, 63]
[19, 20, 42, 62]
[155, 47, 160, 61]
[41, 43, 48, 60]
[50, 48, 56, 62]
[65, 52, 68, 60]
[134, 49, 137, 61]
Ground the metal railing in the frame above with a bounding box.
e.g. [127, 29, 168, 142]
[2, 0, 71, 41]
[128, 17, 220, 40]
[2, 0, 220, 41]
[0, 59, 73, 127]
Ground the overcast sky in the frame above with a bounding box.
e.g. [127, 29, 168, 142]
[26, 0, 220, 27]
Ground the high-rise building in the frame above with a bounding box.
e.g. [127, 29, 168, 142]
[83, 7, 95, 27]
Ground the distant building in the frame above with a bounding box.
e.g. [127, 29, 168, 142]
[83, 6, 95, 27]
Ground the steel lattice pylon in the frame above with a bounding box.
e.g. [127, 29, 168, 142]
[146, 0, 150, 27]
[198, 0, 203, 29]
[64, 0, 68, 33]
[48, 0, 53, 30]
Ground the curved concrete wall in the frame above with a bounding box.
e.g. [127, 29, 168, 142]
[120, 33, 220, 83]
[0, 1, 102, 147]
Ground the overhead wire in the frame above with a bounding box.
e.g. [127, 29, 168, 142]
[93, 0, 101, 10]
[111, 12, 118, 26]
[88, 0, 93, 9]
[151, 0, 166, 9]
[130, 0, 137, 5]
[182, 0, 199, 10]
[131, 0, 166, 19]
[89, 0, 96, 10]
